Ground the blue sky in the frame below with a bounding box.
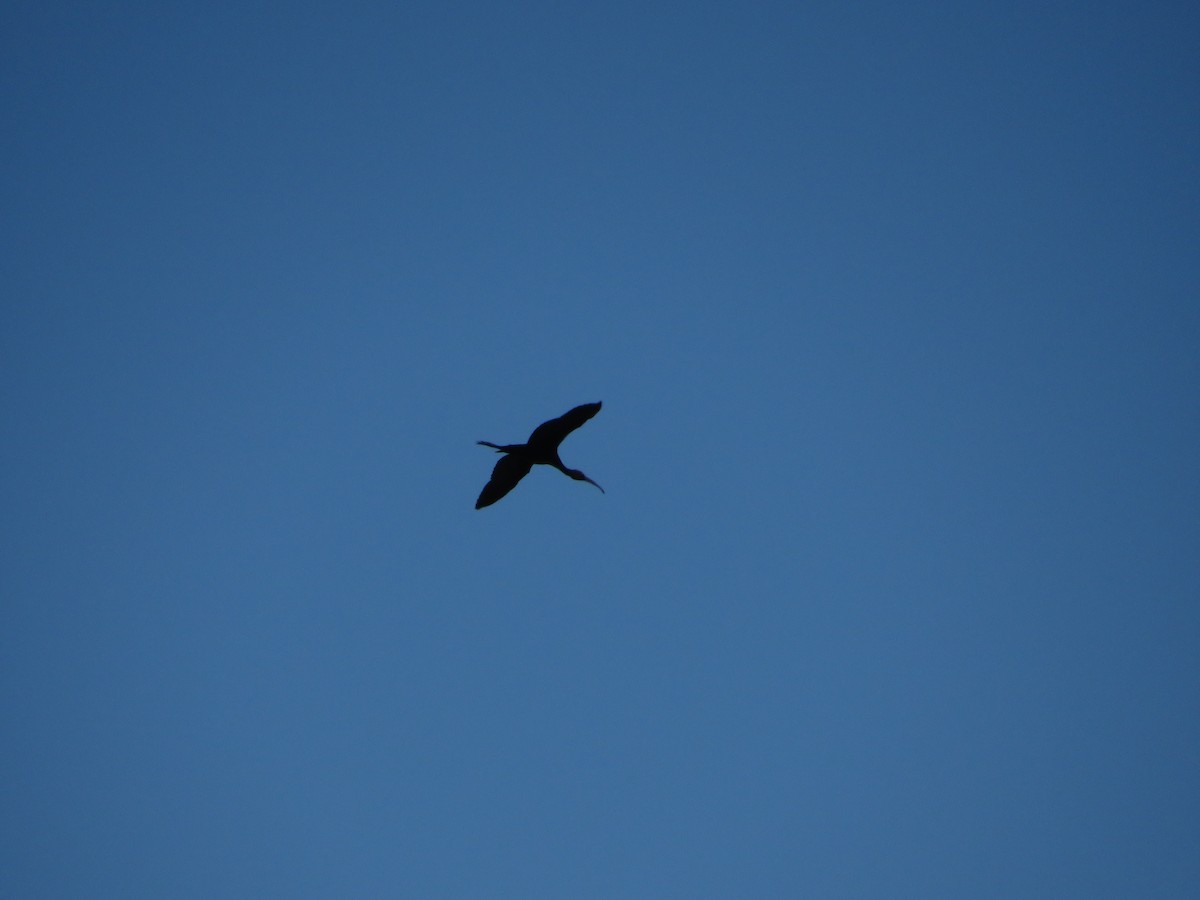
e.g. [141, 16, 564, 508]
[3, 1, 1197, 896]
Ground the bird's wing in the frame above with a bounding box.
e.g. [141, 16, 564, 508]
[526, 401, 602, 449]
[475, 454, 534, 509]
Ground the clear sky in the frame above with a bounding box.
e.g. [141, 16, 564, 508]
[3, 1, 1197, 897]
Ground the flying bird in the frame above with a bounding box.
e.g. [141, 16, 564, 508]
[475, 402, 605, 509]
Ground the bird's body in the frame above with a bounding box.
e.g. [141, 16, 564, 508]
[475, 402, 605, 508]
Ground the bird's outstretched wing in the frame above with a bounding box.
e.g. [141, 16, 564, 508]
[475, 454, 534, 509]
[527, 401, 602, 450]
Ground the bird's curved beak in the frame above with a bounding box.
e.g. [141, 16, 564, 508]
[583, 475, 605, 493]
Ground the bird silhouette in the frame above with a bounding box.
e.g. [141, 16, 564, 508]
[475, 402, 605, 508]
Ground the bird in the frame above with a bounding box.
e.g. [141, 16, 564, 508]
[475, 402, 605, 509]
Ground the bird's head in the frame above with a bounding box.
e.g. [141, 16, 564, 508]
[567, 469, 605, 493]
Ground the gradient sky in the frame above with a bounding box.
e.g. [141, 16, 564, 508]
[3, 2, 1198, 897]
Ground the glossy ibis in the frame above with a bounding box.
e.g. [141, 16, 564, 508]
[475, 402, 605, 509]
